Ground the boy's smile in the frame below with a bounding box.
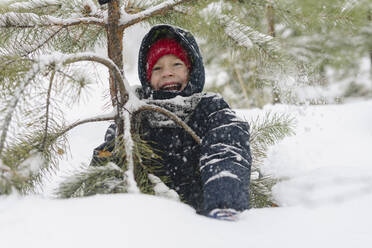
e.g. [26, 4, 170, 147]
[150, 54, 189, 92]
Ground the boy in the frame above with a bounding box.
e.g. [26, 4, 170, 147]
[91, 25, 252, 221]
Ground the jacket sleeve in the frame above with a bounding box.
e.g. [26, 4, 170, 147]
[89, 124, 117, 167]
[197, 95, 252, 213]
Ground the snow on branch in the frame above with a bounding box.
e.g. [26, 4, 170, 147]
[120, 0, 192, 28]
[220, 15, 280, 52]
[0, 12, 104, 28]
[10, 0, 60, 10]
[123, 110, 139, 193]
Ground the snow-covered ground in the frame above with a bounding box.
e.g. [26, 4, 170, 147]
[1, 1, 372, 246]
[1, 99, 371, 248]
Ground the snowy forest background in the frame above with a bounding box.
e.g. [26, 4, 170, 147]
[1, 0, 372, 247]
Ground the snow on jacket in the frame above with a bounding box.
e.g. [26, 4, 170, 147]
[91, 25, 252, 214]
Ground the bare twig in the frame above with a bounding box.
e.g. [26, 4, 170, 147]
[266, 4, 276, 37]
[58, 116, 115, 138]
[22, 27, 64, 57]
[41, 70, 55, 151]
[132, 104, 201, 145]
[234, 66, 249, 99]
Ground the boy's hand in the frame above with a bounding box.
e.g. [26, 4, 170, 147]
[98, 150, 112, 158]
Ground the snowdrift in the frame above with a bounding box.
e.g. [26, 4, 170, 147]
[1, 100, 372, 248]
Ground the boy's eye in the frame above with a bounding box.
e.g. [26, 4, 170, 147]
[174, 62, 182, 66]
[152, 66, 161, 71]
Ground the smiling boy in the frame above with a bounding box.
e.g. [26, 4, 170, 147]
[91, 25, 252, 221]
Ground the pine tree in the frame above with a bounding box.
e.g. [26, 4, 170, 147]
[197, 0, 372, 107]
[1, 0, 294, 208]
[283, 0, 372, 97]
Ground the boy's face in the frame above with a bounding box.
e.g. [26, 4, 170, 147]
[150, 54, 189, 92]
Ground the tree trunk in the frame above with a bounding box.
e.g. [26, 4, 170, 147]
[106, 0, 125, 136]
[267, 4, 280, 104]
[267, 4, 276, 38]
[107, 0, 124, 106]
[370, 51, 372, 85]
[368, 10, 372, 83]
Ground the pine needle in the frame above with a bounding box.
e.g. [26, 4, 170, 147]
[248, 111, 295, 208]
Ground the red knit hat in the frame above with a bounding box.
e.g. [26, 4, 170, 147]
[146, 38, 191, 81]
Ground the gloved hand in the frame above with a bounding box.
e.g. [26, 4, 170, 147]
[207, 208, 239, 221]
[89, 124, 117, 167]
[90, 141, 115, 166]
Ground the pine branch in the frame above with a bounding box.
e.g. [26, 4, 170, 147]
[250, 112, 294, 169]
[20, 26, 64, 57]
[0, 62, 40, 155]
[0, 56, 31, 80]
[0, 128, 66, 195]
[250, 174, 279, 208]
[120, 0, 193, 29]
[52, 68, 95, 105]
[0, 26, 63, 57]
[220, 15, 280, 55]
[0, 52, 124, 156]
[247, 112, 295, 208]
[0, 12, 104, 29]
[55, 134, 167, 198]
[68, 54, 128, 104]
[250, 112, 295, 147]
[0, 161, 30, 194]
[56, 162, 127, 198]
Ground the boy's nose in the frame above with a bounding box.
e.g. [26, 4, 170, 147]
[162, 66, 174, 77]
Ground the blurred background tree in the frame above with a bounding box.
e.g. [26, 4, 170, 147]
[148, 0, 372, 107]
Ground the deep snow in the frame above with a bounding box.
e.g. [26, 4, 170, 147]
[1, 99, 372, 248]
[1, 9, 371, 246]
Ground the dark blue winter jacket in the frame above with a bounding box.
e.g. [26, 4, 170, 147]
[91, 25, 251, 214]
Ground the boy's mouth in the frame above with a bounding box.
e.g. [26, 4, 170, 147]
[159, 82, 182, 92]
